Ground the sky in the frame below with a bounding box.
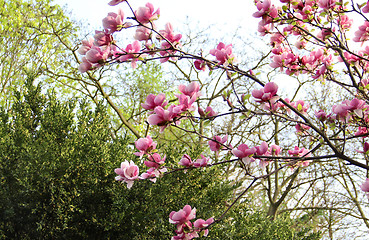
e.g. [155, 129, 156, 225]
[53, 0, 259, 34]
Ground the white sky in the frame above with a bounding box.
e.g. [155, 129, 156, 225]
[53, 0, 258, 34]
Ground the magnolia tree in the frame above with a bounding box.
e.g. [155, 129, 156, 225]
[78, 0, 369, 238]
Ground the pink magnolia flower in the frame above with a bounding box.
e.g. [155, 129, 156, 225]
[252, 82, 279, 103]
[210, 42, 236, 66]
[102, 9, 126, 34]
[85, 46, 110, 64]
[363, 1, 369, 13]
[269, 144, 281, 156]
[194, 59, 206, 71]
[134, 26, 152, 41]
[253, 0, 278, 20]
[94, 30, 113, 46]
[108, 0, 125, 6]
[178, 82, 201, 98]
[259, 144, 280, 168]
[77, 37, 94, 55]
[193, 155, 209, 168]
[193, 217, 214, 237]
[255, 141, 269, 155]
[176, 94, 197, 112]
[332, 98, 367, 121]
[114, 160, 139, 188]
[258, 18, 273, 36]
[144, 153, 166, 168]
[159, 22, 182, 44]
[134, 135, 157, 157]
[355, 127, 368, 137]
[141, 93, 168, 112]
[317, 28, 334, 41]
[291, 100, 309, 115]
[315, 110, 327, 121]
[147, 105, 181, 132]
[78, 57, 93, 73]
[135, 3, 160, 24]
[270, 32, 285, 47]
[198, 106, 217, 118]
[116, 40, 142, 68]
[338, 15, 353, 31]
[288, 146, 311, 167]
[232, 144, 257, 164]
[318, 0, 338, 10]
[255, 141, 269, 168]
[169, 205, 196, 225]
[270, 51, 298, 71]
[208, 135, 228, 152]
[360, 178, 369, 200]
[353, 22, 369, 42]
[179, 154, 193, 167]
[360, 178, 369, 192]
[140, 167, 159, 183]
[295, 123, 311, 135]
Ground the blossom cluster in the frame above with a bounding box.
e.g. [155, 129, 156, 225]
[83, 0, 369, 237]
[169, 205, 214, 240]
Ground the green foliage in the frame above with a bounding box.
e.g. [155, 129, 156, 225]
[0, 76, 128, 239]
[0, 0, 77, 106]
[0, 75, 321, 239]
[0, 76, 231, 239]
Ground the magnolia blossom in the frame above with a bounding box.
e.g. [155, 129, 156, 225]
[159, 22, 182, 44]
[253, 0, 278, 21]
[193, 155, 209, 168]
[77, 37, 94, 55]
[332, 98, 367, 121]
[116, 40, 142, 68]
[147, 105, 181, 132]
[141, 93, 168, 112]
[169, 205, 196, 225]
[144, 153, 166, 168]
[315, 110, 327, 121]
[232, 144, 257, 164]
[108, 0, 125, 6]
[140, 152, 167, 184]
[363, 1, 369, 13]
[85, 46, 110, 64]
[135, 3, 160, 24]
[94, 30, 113, 46]
[353, 22, 369, 42]
[288, 146, 311, 167]
[291, 100, 309, 115]
[102, 9, 125, 33]
[208, 135, 228, 152]
[179, 154, 193, 167]
[269, 144, 281, 156]
[360, 178, 369, 199]
[318, 0, 338, 10]
[198, 106, 217, 118]
[134, 26, 152, 41]
[178, 82, 200, 98]
[115, 160, 139, 189]
[193, 217, 214, 237]
[176, 94, 197, 112]
[194, 59, 206, 71]
[78, 57, 93, 73]
[252, 82, 279, 103]
[210, 42, 236, 66]
[134, 135, 157, 157]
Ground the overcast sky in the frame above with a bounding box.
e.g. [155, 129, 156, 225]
[53, 0, 258, 34]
